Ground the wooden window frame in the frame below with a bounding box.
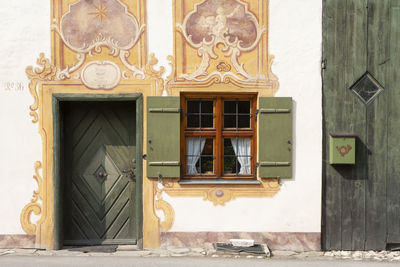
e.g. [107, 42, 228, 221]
[181, 93, 257, 180]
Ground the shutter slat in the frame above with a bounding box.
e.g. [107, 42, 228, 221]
[147, 96, 180, 178]
[258, 97, 293, 178]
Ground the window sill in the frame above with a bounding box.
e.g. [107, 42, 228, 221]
[178, 179, 261, 185]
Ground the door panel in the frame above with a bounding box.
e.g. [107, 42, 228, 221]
[62, 101, 137, 245]
[323, 0, 400, 250]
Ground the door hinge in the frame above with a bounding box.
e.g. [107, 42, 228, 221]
[322, 59, 327, 70]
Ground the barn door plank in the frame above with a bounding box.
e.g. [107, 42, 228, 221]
[387, 1, 400, 244]
[322, 0, 346, 250]
[342, 0, 368, 251]
[364, 0, 390, 250]
[323, 0, 368, 250]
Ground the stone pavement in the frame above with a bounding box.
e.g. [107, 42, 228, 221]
[0, 245, 400, 262]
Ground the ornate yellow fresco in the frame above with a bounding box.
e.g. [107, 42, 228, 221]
[171, 0, 278, 91]
[51, 0, 147, 81]
[21, 0, 164, 249]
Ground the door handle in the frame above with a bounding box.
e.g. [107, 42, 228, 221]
[123, 167, 136, 182]
[97, 171, 108, 178]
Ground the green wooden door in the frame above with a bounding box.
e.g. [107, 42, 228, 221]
[62, 101, 139, 245]
[323, 0, 400, 250]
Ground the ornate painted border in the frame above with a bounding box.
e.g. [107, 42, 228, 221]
[21, 53, 166, 249]
[21, 0, 281, 249]
[158, 0, 281, 229]
[160, 179, 280, 207]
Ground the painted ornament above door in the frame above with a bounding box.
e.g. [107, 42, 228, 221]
[50, 0, 155, 87]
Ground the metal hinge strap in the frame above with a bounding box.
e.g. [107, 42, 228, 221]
[258, 109, 291, 114]
[148, 161, 181, 166]
[259, 162, 291, 166]
[149, 108, 180, 113]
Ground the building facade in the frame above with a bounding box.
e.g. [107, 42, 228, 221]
[0, 0, 323, 250]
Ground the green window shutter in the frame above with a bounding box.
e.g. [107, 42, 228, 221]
[147, 96, 180, 178]
[258, 97, 292, 178]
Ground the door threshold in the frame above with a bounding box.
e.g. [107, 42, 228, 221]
[64, 244, 140, 253]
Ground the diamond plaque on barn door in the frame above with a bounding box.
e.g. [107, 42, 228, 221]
[350, 72, 384, 105]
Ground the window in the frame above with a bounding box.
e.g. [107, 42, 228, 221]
[147, 96, 291, 179]
[181, 94, 257, 179]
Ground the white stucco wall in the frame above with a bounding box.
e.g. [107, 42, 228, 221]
[0, 0, 322, 235]
[0, 1, 50, 234]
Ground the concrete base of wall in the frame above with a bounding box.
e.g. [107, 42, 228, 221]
[0, 235, 35, 248]
[160, 232, 321, 252]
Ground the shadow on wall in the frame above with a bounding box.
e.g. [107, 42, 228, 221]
[280, 99, 297, 183]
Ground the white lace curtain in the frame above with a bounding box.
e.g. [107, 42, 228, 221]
[186, 138, 206, 174]
[231, 138, 251, 175]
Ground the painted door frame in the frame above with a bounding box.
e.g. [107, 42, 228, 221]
[52, 93, 143, 249]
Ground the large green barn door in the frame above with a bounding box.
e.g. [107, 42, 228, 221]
[323, 0, 400, 250]
[62, 101, 139, 245]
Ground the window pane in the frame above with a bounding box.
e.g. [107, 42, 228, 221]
[224, 101, 236, 114]
[201, 115, 213, 128]
[186, 156, 200, 174]
[202, 138, 214, 155]
[238, 115, 250, 128]
[201, 101, 213, 114]
[237, 156, 251, 175]
[201, 156, 214, 174]
[224, 138, 251, 175]
[186, 138, 214, 175]
[224, 138, 238, 174]
[238, 101, 250, 114]
[224, 115, 236, 128]
[187, 114, 199, 128]
[187, 100, 200, 113]
[200, 138, 214, 174]
[224, 156, 237, 174]
[224, 138, 235, 155]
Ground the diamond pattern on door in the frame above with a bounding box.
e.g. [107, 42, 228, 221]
[350, 72, 384, 105]
[82, 146, 122, 201]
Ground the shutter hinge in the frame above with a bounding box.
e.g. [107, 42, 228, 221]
[321, 59, 327, 70]
[259, 109, 290, 113]
[142, 154, 147, 160]
[256, 162, 259, 168]
[255, 109, 259, 121]
[149, 161, 181, 166]
[149, 108, 180, 113]
[259, 162, 291, 166]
